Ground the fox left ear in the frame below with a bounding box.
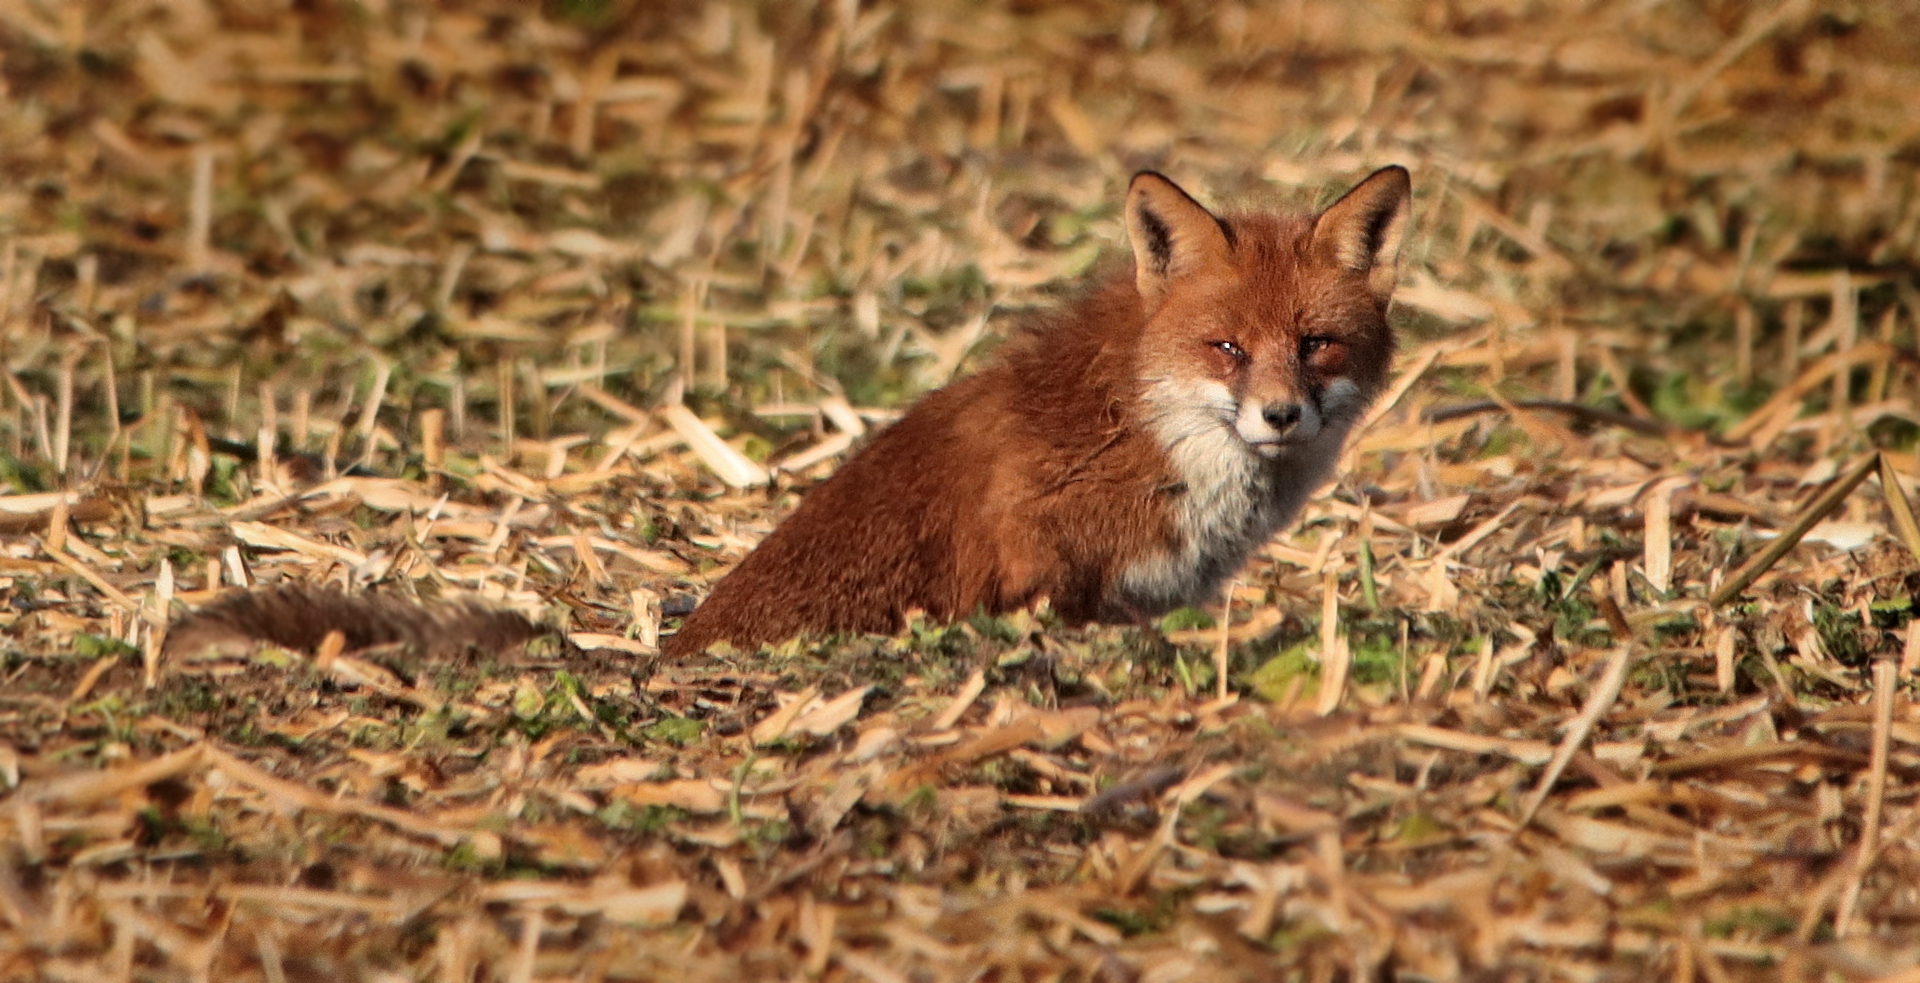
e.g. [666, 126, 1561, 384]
[1126, 172, 1233, 309]
[1311, 165, 1412, 303]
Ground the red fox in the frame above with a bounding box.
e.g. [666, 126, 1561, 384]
[665, 166, 1411, 656]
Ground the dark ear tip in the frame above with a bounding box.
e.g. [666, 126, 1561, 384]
[1128, 170, 1171, 191]
[1370, 164, 1412, 191]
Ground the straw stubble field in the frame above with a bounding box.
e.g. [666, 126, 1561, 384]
[3, 0, 1920, 979]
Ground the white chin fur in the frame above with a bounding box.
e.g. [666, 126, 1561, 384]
[1121, 376, 1351, 616]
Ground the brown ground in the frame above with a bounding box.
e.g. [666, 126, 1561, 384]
[4, 1, 1920, 980]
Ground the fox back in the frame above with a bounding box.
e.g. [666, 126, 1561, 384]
[664, 166, 1411, 656]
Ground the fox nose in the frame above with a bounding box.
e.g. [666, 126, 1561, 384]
[1261, 402, 1303, 433]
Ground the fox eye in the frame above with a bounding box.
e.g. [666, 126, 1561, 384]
[1210, 340, 1247, 361]
[1299, 335, 1336, 359]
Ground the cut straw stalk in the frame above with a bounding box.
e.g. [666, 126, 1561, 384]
[659, 403, 769, 488]
[1707, 454, 1879, 608]
[1214, 579, 1236, 702]
[1878, 454, 1920, 560]
[186, 146, 214, 272]
[53, 350, 77, 474]
[1515, 644, 1634, 829]
[1832, 656, 1896, 938]
[1780, 298, 1804, 384]
[1734, 299, 1754, 388]
[43, 540, 141, 614]
[1314, 571, 1347, 716]
[1725, 339, 1894, 445]
[1643, 477, 1686, 595]
[355, 359, 392, 469]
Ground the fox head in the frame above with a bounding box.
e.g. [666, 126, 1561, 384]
[1125, 167, 1410, 465]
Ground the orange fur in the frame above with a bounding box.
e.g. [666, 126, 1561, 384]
[666, 167, 1412, 656]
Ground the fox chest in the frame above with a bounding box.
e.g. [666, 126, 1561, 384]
[1108, 430, 1339, 616]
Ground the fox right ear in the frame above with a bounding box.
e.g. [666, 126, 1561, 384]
[1310, 165, 1412, 304]
[1126, 172, 1232, 308]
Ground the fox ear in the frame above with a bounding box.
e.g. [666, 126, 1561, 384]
[1126, 172, 1233, 308]
[1311, 165, 1412, 303]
